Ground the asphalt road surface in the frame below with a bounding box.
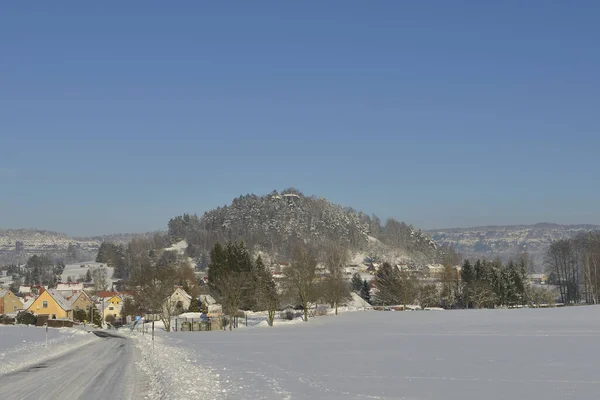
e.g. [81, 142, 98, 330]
[0, 331, 142, 400]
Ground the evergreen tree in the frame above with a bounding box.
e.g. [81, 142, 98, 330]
[360, 279, 371, 303]
[518, 258, 530, 305]
[373, 262, 402, 305]
[188, 297, 201, 312]
[460, 260, 475, 308]
[85, 269, 92, 283]
[208, 241, 255, 329]
[74, 309, 87, 322]
[351, 273, 363, 292]
[87, 305, 102, 327]
[121, 297, 138, 319]
[254, 255, 278, 326]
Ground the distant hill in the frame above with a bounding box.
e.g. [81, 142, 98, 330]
[169, 188, 438, 264]
[427, 223, 600, 270]
[0, 229, 153, 265]
[0, 229, 100, 264]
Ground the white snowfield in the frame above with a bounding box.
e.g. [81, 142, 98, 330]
[61, 261, 116, 286]
[155, 306, 600, 400]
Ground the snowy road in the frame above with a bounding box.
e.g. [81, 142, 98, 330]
[0, 331, 142, 400]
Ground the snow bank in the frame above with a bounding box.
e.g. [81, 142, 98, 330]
[131, 332, 223, 400]
[0, 326, 98, 374]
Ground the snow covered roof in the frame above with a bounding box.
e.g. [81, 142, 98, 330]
[70, 291, 90, 304]
[0, 289, 8, 298]
[46, 289, 72, 311]
[19, 286, 31, 294]
[173, 287, 192, 301]
[56, 282, 84, 292]
[23, 298, 34, 309]
[199, 294, 216, 305]
[344, 292, 371, 308]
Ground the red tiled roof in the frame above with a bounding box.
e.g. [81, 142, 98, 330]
[96, 291, 118, 298]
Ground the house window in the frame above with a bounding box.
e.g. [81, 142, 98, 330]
[109, 306, 114, 310]
[42, 301, 48, 308]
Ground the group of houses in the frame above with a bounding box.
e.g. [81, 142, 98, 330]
[1, 281, 223, 327]
[0, 282, 133, 324]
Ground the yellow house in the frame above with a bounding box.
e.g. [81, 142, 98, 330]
[103, 295, 122, 321]
[27, 289, 73, 320]
[0, 289, 23, 314]
[70, 291, 94, 312]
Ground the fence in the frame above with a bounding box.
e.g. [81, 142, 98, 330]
[172, 317, 220, 332]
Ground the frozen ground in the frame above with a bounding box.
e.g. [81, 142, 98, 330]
[0, 325, 98, 374]
[161, 306, 600, 399]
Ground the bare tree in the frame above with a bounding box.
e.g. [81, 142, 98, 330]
[418, 283, 440, 308]
[208, 242, 254, 330]
[575, 232, 600, 304]
[470, 281, 496, 308]
[284, 246, 318, 322]
[321, 243, 351, 315]
[254, 256, 278, 326]
[128, 250, 178, 331]
[440, 265, 460, 308]
[546, 240, 579, 304]
[90, 266, 109, 292]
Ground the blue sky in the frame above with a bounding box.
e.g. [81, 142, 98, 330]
[1, 1, 599, 236]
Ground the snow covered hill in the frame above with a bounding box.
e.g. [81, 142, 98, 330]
[171, 188, 438, 263]
[0, 229, 100, 264]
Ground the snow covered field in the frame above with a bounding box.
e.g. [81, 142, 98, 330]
[0, 325, 98, 374]
[156, 306, 600, 399]
[61, 261, 115, 284]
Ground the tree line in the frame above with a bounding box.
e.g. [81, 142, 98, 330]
[545, 232, 600, 304]
[367, 257, 537, 309]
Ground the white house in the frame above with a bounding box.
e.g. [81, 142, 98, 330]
[166, 287, 192, 313]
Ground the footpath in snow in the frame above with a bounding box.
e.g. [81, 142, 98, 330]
[129, 329, 224, 400]
[0, 325, 99, 374]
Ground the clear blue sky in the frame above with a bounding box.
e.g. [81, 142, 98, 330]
[1, 1, 599, 236]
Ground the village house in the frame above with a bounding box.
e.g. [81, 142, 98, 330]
[27, 289, 73, 320]
[167, 287, 192, 312]
[68, 291, 94, 313]
[103, 294, 123, 321]
[0, 289, 23, 314]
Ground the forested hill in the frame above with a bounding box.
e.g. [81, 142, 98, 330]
[167, 188, 438, 263]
